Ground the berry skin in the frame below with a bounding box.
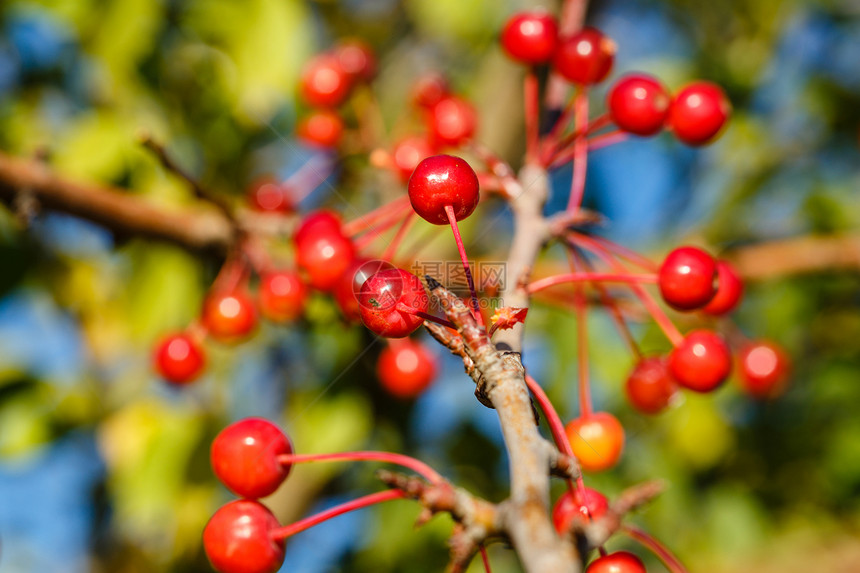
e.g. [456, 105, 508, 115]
[607, 73, 671, 136]
[202, 292, 258, 342]
[703, 260, 744, 315]
[658, 246, 718, 311]
[247, 177, 293, 213]
[258, 271, 308, 323]
[297, 109, 345, 148]
[552, 487, 609, 534]
[295, 230, 356, 291]
[565, 412, 625, 472]
[292, 210, 343, 246]
[299, 54, 351, 108]
[668, 329, 732, 392]
[153, 332, 206, 385]
[553, 27, 616, 85]
[377, 339, 437, 398]
[203, 499, 285, 573]
[334, 40, 376, 83]
[668, 81, 731, 145]
[210, 417, 293, 499]
[625, 356, 678, 414]
[586, 551, 646, 573]
[738, 341, 790, 399]
[391, 136, 433, 182]
[427, 96, 477, 147]
[500, 11, 559, 65]
[333, 258, 394, 322]
[358, 268, 429, 338]
[407, 155, 480, 225]
[411, 73, 451, 109]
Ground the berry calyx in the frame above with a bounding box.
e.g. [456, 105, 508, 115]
[297, 109, 345, 148]
[668, 329, 732, 392]
[658, 246, 717, 311]
[211, 417, 293, 499]
[334, 40, 376, 83]
[247, 177, 293, 213]
[153, 332, 206, 385]
[292, 210, 343, 245]
[625, 356, 678, 414]
[377, 339, 437, 398]
[202, 292, 258, 342]
[333, 258, 394, 322]
[358, 268, 429, 338]
[258, 271, 308, 323]
[295, 229, 356, 291]
[586, 551, 646, 573]
[702, 260, 744, 315]
[565, 411, 625, 472]
[391, 136, 433, 182]
[407, 155, 480, 225]
[500, 11, 559, 65]
[552, 487, 609, 533]
[427, 96, 477, 148]
[299, 54, 351, 108]
[738, 341, 790, 399]
[607, 73, 670, 136]
[553, 27, 615, 85]
[203, 499, 285, 573]
[668, 81, 731, 146]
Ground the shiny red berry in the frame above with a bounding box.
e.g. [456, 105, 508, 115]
[607, 73, 670, 136]
[295, 230, 356, 291]
[702, 260, 744, 315]
[668, 329, 732, 393]
[258, 271, 308, 323]
[565, 412, 625, 472]
[299, 54, 351, 108]
[625, 356, 678, 414]
[500, 11, 559, 65]
[738, 341, 790, 399]
[411, 73, 451, 109]
[153, 332, 206, 385]
[553, 27, 615, 85]
[203, 499, 285, 573]
[377, 339, 437, 398]
[247, 177, 293, 213]
[586, 551, 646, 573]
[658, 246, 717, 311]
[668, 81, 731, 145]
[292, 210, 343, 246]
[334, 40, 376, 83]
[407, 154, 480, 225]
[427, 96, 477, 147]
[392, 136, 433, 182]
[202, 292, 258, 342]
[358, 268, 429, 338]
[211, 417, 293, 499]
[552, 487, 609, 533]
[296, 109, 345, 148]
[333, 258, 394, 322]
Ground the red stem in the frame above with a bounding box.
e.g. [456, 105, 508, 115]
[480, 545, 493, 573]
[573, 233, 660, 272]
[381, 211, 416, 261]
[396, 302, 458, 330]
[568, 255, 593, 418]
[523, 374, 579, 495]
[566, 90, 590, 212]
[269, 490, 406, 541]
[524, 69, 541, 164]
[277, 450, 443, 483]
[444, 205, 484, 328]
[588, 129, 629, 152]
[526, 272, 657, 293]
[623, 524, 689, 573]
[211, 253, 249, 294]
[343, 195, 411, 237]
[586, 113, 612, 135]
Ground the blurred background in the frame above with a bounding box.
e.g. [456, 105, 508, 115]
[0, 0, 859, 571]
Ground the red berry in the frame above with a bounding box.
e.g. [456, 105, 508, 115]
[334, 40, 376, 83]
[411, 73, 451, 109]
[565, 412, 625, 472]
[407, 154, 480, 225]
[553, 27, 615, 85]
[292, 210, 343, 246]
[297, 109, 345, 148]
[333, 258, 394, 321]
[358, 268, 429, 338]
[247, 177, 293, 213]
[153, 332, 206, 385]
[625, 356, 678, 414]
[295, 230, 356, 291]
[586, 551, 646, 573]
[668, 81, 731, 145]
[202, 292, 258, 342]
[668, 329, 732, 392]
[427, 96, 477, 147]
[211, 417, 293, 499]
[658, 246, 717, 311]
[391, 136, 433, 182]
[258, 271, 308, 323]
[299, 54, 351, 108]
[552, 487, 609, 533]
[607, 73, 670, 136]
[738, 341, 790, 399]
[203, 499, 285, 573]
[500, 11, 559, 65]
[702, 260, 744, 315]
[377, 339, 437, 398]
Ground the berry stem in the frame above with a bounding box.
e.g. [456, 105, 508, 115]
[444, 204, 484, 328]
[524, 69, 541, 164]
[396, 302, 458, 330]
[211, 253, 249, 294]
[566, 89, 590, 212]
[588, 129, 629, 151]
[269, 490, 406, 541]
[343, 195, 411, 237]
[573, 233, 660, 272]
[381, 210, 417, 261]
[480, 545, 493, 573]
[622, 524, 689, 573]
[585, 113, 611, 135]
[523, 374, 578, 494]
[568, 253, 593, 418]
[526, 272, 657, 293]
[277, 450, 443, 483]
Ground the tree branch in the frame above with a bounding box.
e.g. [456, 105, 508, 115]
[726, 234, 860, 280]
